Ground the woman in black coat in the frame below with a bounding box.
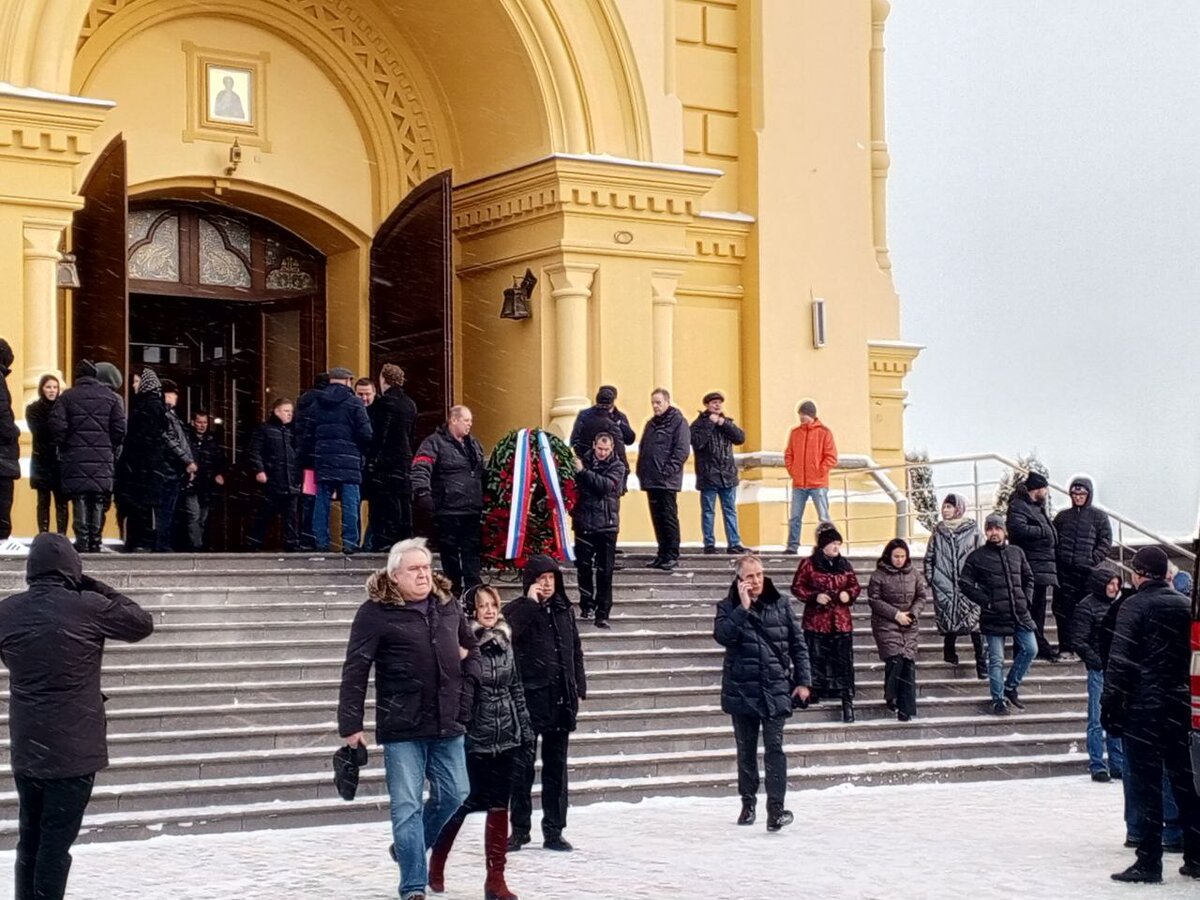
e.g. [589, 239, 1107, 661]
[428, 585, 530, 900]
[246, 398, 301, 551]
[118, 368, 167, 552]
[0, 339, 20, 540]
[25, 374, 67, 535]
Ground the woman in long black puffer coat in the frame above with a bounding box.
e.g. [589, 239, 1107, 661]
[428, 585, 529, 900]
[118, 368, 167, 552]
[0, 339, 20, 540]
[25, 374, 67, 535]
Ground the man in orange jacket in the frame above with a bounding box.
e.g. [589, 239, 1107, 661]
[783, 400, 838, 554]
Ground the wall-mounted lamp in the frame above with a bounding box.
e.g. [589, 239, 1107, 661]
[500, 268, 538, 320]
[811, 297, 827, 349]
[56, 252, 80, 290]
[225, 138, 242, 177]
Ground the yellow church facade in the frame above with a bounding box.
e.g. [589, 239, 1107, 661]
[0, 0, 918, 547]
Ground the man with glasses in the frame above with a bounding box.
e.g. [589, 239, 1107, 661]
[1052, 476, 1112, 658]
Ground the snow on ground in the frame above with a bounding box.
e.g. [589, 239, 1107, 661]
[1, 777, 1194, 899]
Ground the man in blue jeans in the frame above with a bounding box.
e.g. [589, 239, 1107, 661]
[690, 391, 748, 555]
[303, 366, 372, 554]
[959, 514, 1038, 715]
[1070, 564, 1125, 780]
[338, 538, 480, 900]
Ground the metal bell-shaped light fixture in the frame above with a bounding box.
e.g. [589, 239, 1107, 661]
[500, 268, 537, 320]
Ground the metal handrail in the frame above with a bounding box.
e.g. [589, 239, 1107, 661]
[734, 449, 1195, 562]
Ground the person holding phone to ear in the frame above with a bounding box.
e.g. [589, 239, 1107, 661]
[714, 553, 811, 832]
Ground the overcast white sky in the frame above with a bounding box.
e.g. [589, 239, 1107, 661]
[885, 2, 1200, 537]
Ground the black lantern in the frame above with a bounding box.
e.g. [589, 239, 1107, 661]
[500, 268, 537, 320]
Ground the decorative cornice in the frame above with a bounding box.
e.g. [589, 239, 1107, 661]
[0, 92, 109, 166]
[867, 340, 922, 377]
[452, 154, 722, 239]
[687, 213, 751, 260]
[77, 0, 436, 191]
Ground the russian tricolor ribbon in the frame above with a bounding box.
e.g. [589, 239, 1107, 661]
[504, 428, 534, 560]
[536, 430, 576, 563]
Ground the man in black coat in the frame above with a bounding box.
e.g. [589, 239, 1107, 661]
[247, 398, 302, 551]
[154, 379, 196, 552]
[691, 390, 747, 555]
[182, 409, 227, 551]
[366, 363, 419, 550]
[412, 406, 486, 596]
[1052, 475, 1112, 657]
[713, 554, 811, 832]
[636, 388, 691, 571]
[302, 367, 372, 554]
[1102, 546, 1200, 883]
[0, 533, 153, 899]
[571, 432, 625, 627]
[337, 538, 480, 899]
[503, 555, 587, 852]
[0, 339, 20, 540]
[1005, 472, 1060, 661]
[569, 385, 635, 490]
[48, 360, 126, 553]
[959, 514, 1039, 715]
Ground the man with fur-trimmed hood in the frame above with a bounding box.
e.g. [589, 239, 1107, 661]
[503, 555, 587, 853]
[337, 538, 480, 900]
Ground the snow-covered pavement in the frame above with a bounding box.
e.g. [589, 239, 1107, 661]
[1, 777, 1194, 898]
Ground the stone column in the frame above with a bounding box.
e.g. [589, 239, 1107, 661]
[650, 269, 683, 392]
[546, 262, 598, 437]
[870, 0, 893, 271]
[22, 220, 65, 400]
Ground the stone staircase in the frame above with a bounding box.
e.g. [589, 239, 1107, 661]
[0, 552, 1088, 846]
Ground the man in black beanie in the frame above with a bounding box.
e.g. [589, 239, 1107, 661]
[569, 385, 635, 494]
[1005, 470, 1060, 661]
[1104, 546, 1200, 883]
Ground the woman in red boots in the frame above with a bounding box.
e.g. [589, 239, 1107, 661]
[791, 523, 862, 722]
[428, 585, 531, 900]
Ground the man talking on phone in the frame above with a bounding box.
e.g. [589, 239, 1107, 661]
[713, 553, 812, 832]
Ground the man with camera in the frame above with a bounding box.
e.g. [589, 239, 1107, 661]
[713, 554, 811, 832]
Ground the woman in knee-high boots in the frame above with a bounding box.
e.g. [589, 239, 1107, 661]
[792, 523, 861, 722]
[924, 493, 987, 678]
[869, 539, 931, 721]
[428, 585, 530, 900]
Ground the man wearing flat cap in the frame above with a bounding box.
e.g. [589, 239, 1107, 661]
[691, 391, 747, 555]
[1103, 545, 1200, 883]
[1005, 470, 1060, 661]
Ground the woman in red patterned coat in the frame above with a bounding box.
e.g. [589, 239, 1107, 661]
[791, 523, 861, 722]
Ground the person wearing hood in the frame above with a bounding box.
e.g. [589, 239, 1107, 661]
[365, 363, 419, 549]
[302, 367, 372, 555]
[118, 368, 168, 552]
[791, 523, 861, 723]
[0, 338, 20, 538]
[427, 585, 530, 900]
[714, 553, 811, 831]
[247, 397, 302, 551]
[26, 374, 68, 536]
[412, 405, 487, 595]
[1102, 546, 1200, 883]
[869, 539, 931, 721]
[690, 390, 748, 555]
[959, 514, 1038, 715]
[924, 493, 986, 678]
[570, 385, 635, 494]
[1053, 476, 1112, 658]
[636, 388, 691, 571]
[1005, 471, 1060, 661]
[337, 538, 480, 900]
[0, 533, 153, 899]
[48, 360, 126, 553]
[503, 555, 587, 852]
[571, 432, 625, 628]
[1071, 563, 1125, 782]
[783, 399, 838, 554]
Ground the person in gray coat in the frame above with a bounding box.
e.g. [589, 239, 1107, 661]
[868, 538, 931, 721]
[636, 388, 691, 571]
[924, 493, 986, 678]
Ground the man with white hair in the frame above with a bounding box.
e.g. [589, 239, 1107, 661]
[338, 538, 481, 900]
[412, 406, 486, 595]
